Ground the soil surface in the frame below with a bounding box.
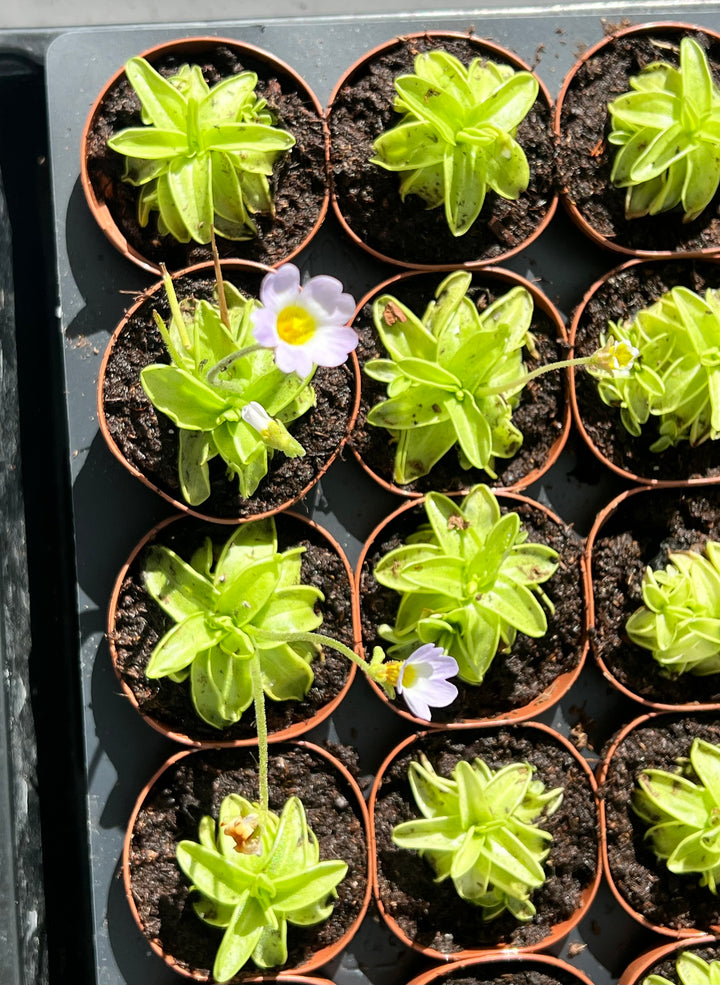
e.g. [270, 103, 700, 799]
[638, 943, 720, 982]
[373, 728, 598, 953]
[127, 744, 368, 980]
[556, 27, 720, 254]
[329, 34, 556, 267]
[359, 494, 585, 723]
[111, 512, 355, 745]
[422, 971, 586, 985]
[351, 272, 568, 494]
[101, 267, 358, 520]
[601, 713, 720, 931]
[591, 486, 720, 706]
[572, 258, 720, 483]
[84, 42, 327, 270]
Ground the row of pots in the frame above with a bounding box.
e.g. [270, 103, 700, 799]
[122, 716, 720, 981]
[82, 22, 720, 275]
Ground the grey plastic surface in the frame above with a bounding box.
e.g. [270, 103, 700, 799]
[45, 5, 720, 984]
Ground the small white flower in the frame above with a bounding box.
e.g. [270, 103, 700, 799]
[250, 263, 358, 377]
[591, 337, 640, 377]
[240, 400, 304, 458]
[397, 644, 459, 720]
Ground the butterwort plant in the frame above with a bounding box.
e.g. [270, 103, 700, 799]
[107, 56, 295, 243]
[626, 541, 720, 677]
[632, 736, 720, 893]
[644, 951, 720, 985]
[371, 49, 539, 236]
[607, 37, 720, 223]
[391, 752, 563, 921]
[373, 484, 559, 686]
[140, 258, 357, 505]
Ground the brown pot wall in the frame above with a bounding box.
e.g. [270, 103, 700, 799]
[123, 741, 371, 982]
[328, 31, 557, 270]
[569, 257, 720, 486]
[351, 266, 570, 498]
[108, 510, 358, 747]
[81, 36, 328, 274]
[619, 935, 720, 985]
[97, 259, 361, 523]
[369, 723, 600, 960]
[407, 952, 595, 985]
[555, 22, 720, 259]
[355, 490, 587, 729]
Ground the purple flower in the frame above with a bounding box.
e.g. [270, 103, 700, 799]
[397, 644, 459, 721]
[251, 263, 358, 377]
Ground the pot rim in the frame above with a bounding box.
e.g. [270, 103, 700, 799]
[568, 255, 720, 488]
[122, 739, 372, 981]
[80, 35, 329, 275]
[619, 933, 720, 985]
[96, 258, 361, 523]
[350, 264, 570, 498]
[355, 489, 588, 728]
[597, 710, 720, 939]
[406, 950, 596, 985]
[107, 509, 358, 747]
[327, 31, 558, 271]
[554, 21, 720, 260]
[368, 721, 601, 959]
[585, 485, 720, 712]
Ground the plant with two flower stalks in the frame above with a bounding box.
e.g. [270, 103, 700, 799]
[391, 752, 564, 921]
[632, 736, 720, 893]
[370, 49, 539, 236]
[588, 284, 720, 452]
[373, 484, 559, 687]
[625, 541, 720, 677]
[364, 270, 639, 486]
[644, 951, 720, 985]
[106, 56, 295, 243]
[607, 37, 720, 223]
[139, 254, 358, 505]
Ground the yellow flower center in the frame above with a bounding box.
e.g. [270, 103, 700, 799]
[374, 660, 403, 688]
[277, 305, 316, 345]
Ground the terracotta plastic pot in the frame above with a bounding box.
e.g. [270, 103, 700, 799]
[351, 266, 570, 498]
[407, 952, 595, 985]
[620, 935, 720, 985]
[108, 510, 358, 747]
[370, 723, 600, 960]
[586, 485, 720, 711]
[569, 256, 720, 486]
[123, 740, 371, 982]
[81, 36, 328, 274]
[328, 32, 557, 270]
[555, 22, 720, 259]
[356, 489, 587, 729]
[598, 710, 720, 938]
[97, 259, 361, 523]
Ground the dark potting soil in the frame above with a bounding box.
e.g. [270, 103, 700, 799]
[127, 744, 368, 980]
[421, 971, 586, 985]
[351, 274, 567, 495]
[592, 486, 720, 706]
[556, 27, 720, 253]
[638, 943, 720, 982]
[328, 34, 556, 266]
[572, 259, 720, 483]
[111, 512, 355, 745]
[84, 42, 326, 270]
[101, 267, 358, 520]
[602, 713, 720, 931]
[359, 495, 585, 723]
[373, 728, 598, 953]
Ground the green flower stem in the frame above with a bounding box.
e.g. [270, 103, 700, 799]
[211, 230, 231, 334]
[206, 343, 265, 386]
[250, 653, 269, 813]
[160, 264, 192, 352]
[255, 629, 366, 672]
[476, 355, 594, 398]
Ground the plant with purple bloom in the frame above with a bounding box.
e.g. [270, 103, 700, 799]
[370, 642, 459, 720]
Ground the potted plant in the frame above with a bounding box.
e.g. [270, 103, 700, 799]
[98, 258, 360, 522]
[587, 484, 720, 710]
[81, 37, 328, 274]
[555, 22, 720, 258]
[350, 266, 570, 497]
[620, 936, 720, 984]
[569, 256, 720, 485]
[599, 710, 720, 937]
[122, 740, 371, 981]
[407, 952, 595, 985]
[356, 484, 587, 727]
[370, 722, 600, 958]
[327, 31, 557, 269]
[108, 510, 358, 746]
